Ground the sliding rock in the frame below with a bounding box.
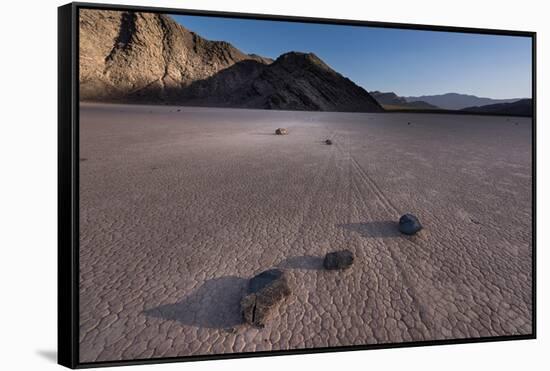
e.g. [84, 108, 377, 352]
[398, 213, 422, 235]
[323, 250, 354, 270]
[241, 269, 291, 327]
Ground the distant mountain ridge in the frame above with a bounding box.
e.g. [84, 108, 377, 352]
[404, 93, 526, 110]
[79, 9, 383, 112]
[461, 99, 532, 116]
[370, 91, 438, 109]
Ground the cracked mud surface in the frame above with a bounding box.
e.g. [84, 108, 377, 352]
[79, 103, 532, 362]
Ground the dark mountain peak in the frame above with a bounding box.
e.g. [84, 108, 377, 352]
[275, 51, 332, 72]
[248, 53, 274, 64]
[277, 51, 316, 60]
[276, 50, 317, 61]
[182, 51, 383, 112]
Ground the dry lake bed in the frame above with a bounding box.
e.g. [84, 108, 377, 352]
[79, 103, 532, 363]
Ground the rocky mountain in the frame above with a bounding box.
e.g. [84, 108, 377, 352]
[183, 52, 383, 111]
[370, 91, 438, 109]
[404, 93, 525, 110]
[79, 9, 272, 102]
[79, 9, 383, 112]
[461, 99, 532, 116]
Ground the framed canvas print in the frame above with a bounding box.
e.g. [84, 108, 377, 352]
[58, 2, 536, 368]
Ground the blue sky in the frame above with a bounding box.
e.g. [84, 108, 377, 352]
[171, 14, 532, 99]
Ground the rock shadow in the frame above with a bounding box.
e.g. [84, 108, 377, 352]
[277, 255, 324, 270]
[338, 221, 401, 238]
[144, 276, 248, 329]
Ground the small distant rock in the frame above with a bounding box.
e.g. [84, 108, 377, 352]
[398, 213, 422, 235]
[407, 122, 411, 125]
[323, 250, 354, 270]
[325, 139, 333, 145]
[241, 269, 291, 328]
[275, 128, 288, 135]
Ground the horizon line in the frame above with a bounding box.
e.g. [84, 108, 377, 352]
[365, 89, 532, 100]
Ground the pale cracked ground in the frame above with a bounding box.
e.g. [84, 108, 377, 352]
[79, 103, 532, 363]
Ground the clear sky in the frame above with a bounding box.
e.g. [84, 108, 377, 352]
[170, 14, 532, 99]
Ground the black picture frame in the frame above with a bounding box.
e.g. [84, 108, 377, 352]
[58, 2, 537, 368]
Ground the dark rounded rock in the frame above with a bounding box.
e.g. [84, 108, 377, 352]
[241, 269, 291, 328]
[275, 128, 288, 135]
[398, 213, 422, 235]
[325, 139, 333, 145]
[323, 250, 354, 270]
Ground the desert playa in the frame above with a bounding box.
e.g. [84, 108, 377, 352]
[79, 103, 532, 362]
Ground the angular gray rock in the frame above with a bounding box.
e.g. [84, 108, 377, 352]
[398, 213, 422, 235]
[325, 139, 333, 145]
[323, 250, 354, 270]
[275, 128, 288, 135]
[241, 269, 291, 328]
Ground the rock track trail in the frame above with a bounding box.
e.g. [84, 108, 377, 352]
[79, 104, 532, 362]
